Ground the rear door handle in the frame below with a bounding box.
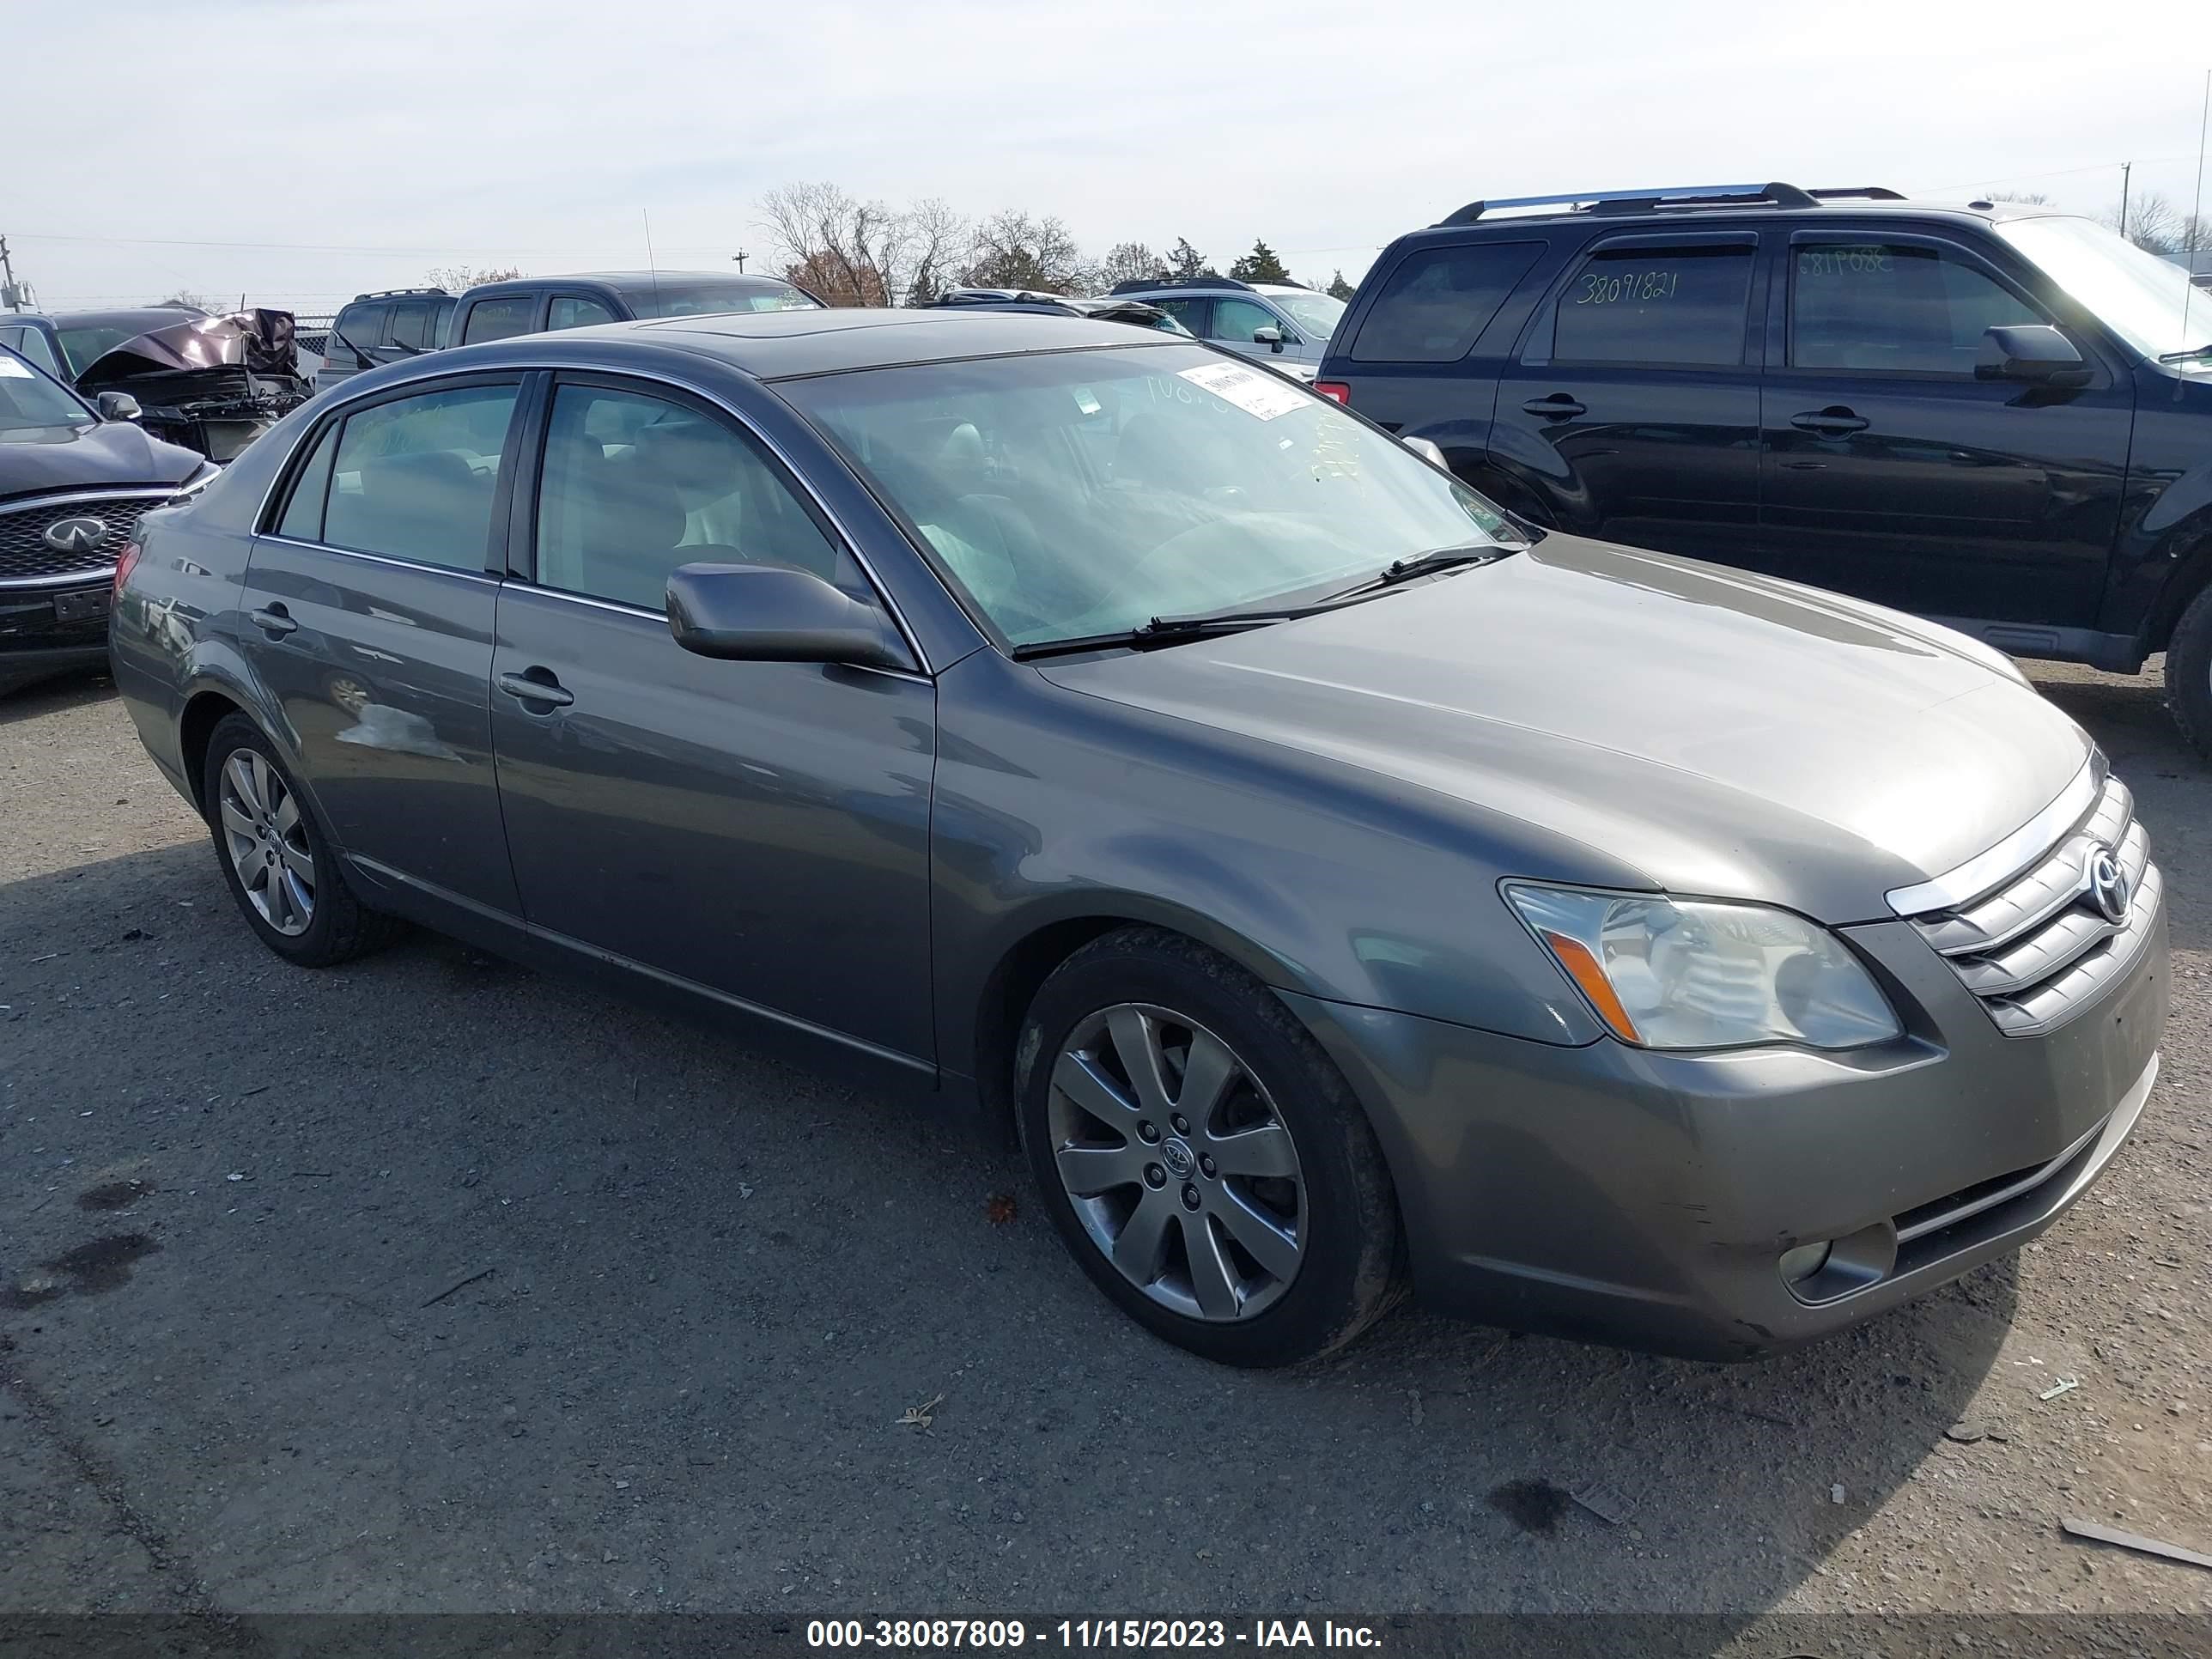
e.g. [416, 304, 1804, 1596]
[1790, 408, 1869, 435]
[497, 669, 574, 709]
[248, 605, 298, 637]
[1522, 394, 1587, 419]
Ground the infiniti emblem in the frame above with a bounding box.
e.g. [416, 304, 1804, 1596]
[42, 516, 109, 556]
[1159, 1137, 1196, 1180]
[2085, 844, 2131, 926]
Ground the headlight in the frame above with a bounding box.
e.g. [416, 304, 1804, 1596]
[1504, 884, 1901, 1050]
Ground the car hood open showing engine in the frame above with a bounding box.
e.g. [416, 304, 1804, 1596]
[73, 309, 313, 463]
[1037, 533, 2094, 922]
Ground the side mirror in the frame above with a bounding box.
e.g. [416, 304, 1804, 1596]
[1401, 436, 1447, 469]
[665, 562, 911, 672]
[95, 391, 143, 422]
[1251, 325, 1287, 352]
[1976, 325, 2090, 387]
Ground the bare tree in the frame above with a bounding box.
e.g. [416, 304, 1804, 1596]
[1092, 242, 1167, 289]
[1987, 191, 2054, 205]
[903, 198, 971, 305]
[757, 182, 912, 306]
[157, 289, 216, 312]
[425, 265, 524, 292]
[2103, 191, 2185, 255]
[961, 210, 1085, 294]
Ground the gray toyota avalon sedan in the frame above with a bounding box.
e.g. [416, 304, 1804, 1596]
[110, 308, 2166, 1367]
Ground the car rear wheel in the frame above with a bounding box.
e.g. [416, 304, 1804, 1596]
[202, 714, 400, 966]
[1017, 927, 1401, 1366]
[2166, 581, 2212, 763]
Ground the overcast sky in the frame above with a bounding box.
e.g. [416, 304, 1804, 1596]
[10, 0, 2209, 313]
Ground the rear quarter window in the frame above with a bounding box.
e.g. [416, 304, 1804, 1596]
[1348, 240, 1545, 362]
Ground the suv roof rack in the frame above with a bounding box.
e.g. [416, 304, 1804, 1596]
[1807, 186, 1907, 202]
[349, 287, 452, 301]
[1106, 275, 1256, 295]
[1436, 181, 1827, 227]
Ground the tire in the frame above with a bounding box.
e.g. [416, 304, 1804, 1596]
[1016, 927, 1401, 1366]
[2166, 581, 2212, 763]
[201, 713, 401, 967]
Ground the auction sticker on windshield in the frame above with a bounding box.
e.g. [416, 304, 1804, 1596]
[0, 356, 32, 378]
[1177, 362, 1308, 421]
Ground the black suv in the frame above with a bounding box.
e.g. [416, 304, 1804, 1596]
[319, 289, 457, 387]
[1318, 182, 2212, 752]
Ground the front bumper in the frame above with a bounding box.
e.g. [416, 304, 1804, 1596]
[0, 574, 112, 693]
[1285, 896, 2168, 1359]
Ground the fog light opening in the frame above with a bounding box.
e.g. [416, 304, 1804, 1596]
[1779, 1241, 1833, 1285]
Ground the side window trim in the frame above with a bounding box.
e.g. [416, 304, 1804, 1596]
[506, 368, 927, 671]
[254, 370, 531, 580]
[1778, 226, 2083, 380]
[1518, 229, 1760, 369]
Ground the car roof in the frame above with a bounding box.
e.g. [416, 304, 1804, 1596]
[1407, 183, 2080, 242]
[46, 306, 210, 328]
[451, 307, 1186, 379]
[456, 270, 801, 300]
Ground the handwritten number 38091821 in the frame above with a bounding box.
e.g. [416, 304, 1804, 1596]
[1572, 268, 1682, 305]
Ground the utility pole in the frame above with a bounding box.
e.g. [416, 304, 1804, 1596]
[2119, 161, 2132, 240]
[732, 249, 749, 272]
[0, 235, 24, 312]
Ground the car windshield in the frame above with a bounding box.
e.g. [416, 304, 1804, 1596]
[56, 324, 149, 375]
[0, 349, 96, 432]
[1996, 215, 2212, 360]
[1267, 291, 1348, 338]
[781, 343, 1514, 648]
[615, 281, 821, 319]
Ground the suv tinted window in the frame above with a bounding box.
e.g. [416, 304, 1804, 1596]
[388, 300, 438, 351]
[461, 296, 537, 344]
[330, 302, 388, 368]
[323, 383, 520, 570]
[1551, 245, 1753, 367]
[1148, 297, 1207, 333]
[534, 382, 859, 611]
[1350, 240, 1544, 362]
[1210, 297, 1279, 343]
[1790, 242, 2045, 374]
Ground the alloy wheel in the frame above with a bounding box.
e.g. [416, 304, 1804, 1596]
[218, 750, 316, 937]
[1046, 1002, 1307, 1322]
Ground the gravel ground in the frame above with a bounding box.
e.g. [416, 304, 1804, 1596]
[1, 661, 2207, 1624]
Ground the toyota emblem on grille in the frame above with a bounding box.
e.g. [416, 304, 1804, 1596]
[2085, 844, 2131, 926]
[42, 516, 109, 556]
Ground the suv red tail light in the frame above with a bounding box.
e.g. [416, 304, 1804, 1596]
[112, 540, 143, 598]
[1312, 380, 1351, 405]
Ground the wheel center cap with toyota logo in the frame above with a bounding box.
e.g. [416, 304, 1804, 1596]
[43, 516, 109, 556]
[2085, 843, 2131, 926]
[1159, 1137, 1196, 1180]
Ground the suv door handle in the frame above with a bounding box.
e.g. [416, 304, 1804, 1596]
[248, 604, 298, 637]
[1790, 407, 1870, 435]
[1522, 394, 1587, 419]
[497, 668, 574, 709]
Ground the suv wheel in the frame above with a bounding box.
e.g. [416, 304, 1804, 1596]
[1017, 927, 1401, 1366]
[2166, 582, 2212, 763]
[202, 714, 401, 966]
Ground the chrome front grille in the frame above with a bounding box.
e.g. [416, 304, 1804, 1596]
[0, 491, 172, 586]
[1904, 772, 2160, 1037]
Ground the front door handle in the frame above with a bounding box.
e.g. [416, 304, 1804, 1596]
[497, 668, 574, 709]
[1790, 407, 1869, 436]
[248, 604, 298, 637]
[1522, 394, 1587, 419]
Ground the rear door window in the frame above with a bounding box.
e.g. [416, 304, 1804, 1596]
[322, 383, 521, 570]
[1789, 241, 2045, 374]
[1549, 244, 1755, 367]
[548, 294, 620, 331]
[460, 296, 538, 344]
[1349, 240, 1546, 362]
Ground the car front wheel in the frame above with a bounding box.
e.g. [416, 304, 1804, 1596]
[1018, 927, 1401, 1366]
[2166, 580, 2212, 763]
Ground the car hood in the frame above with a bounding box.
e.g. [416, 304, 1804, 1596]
[1036, 534, 2093, 922]
[0, 416, 204, 499]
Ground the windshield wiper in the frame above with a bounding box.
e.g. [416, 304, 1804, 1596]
[2157, 343, 2212, 364]
[1324, 543, 1505, 599]
[1008, 594, 1385, 662]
